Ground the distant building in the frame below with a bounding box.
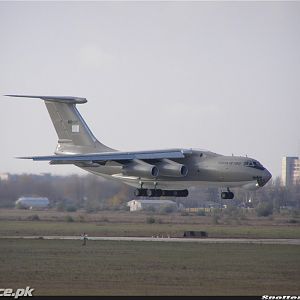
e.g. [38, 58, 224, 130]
[15, 197, 49, 209]
[127, 199, 179, 212]
[281, 157, 300, 186]
[0, 173, 9, 181]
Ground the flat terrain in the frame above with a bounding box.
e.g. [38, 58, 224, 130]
[0, 209, 299, 239]
[1, 220, 300, 238]
[0, 239, 299, 296]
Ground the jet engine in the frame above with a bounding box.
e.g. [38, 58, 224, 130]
[122, 160, 159, 178]
[156, 159, 188, 177]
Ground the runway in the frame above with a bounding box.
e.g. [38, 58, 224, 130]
[1, 236, 300, 245]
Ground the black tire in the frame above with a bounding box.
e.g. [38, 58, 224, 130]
[221, 192, 227, 199]
[146, 189, 154, 197]
[134, 189, 141, 197]
[154, 189, 162, 197]
[162, 190, 172, 197]
[180, 189, 189, 197]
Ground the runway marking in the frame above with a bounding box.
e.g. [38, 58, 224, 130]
[1, 236, 300, 245]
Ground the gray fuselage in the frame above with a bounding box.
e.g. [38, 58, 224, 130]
[80, 149, 272, 191]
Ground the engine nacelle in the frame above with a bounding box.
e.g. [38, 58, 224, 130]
[156, 159, 188, 177]
[242, 182, 260, 191]
[122, 160, 159, 178]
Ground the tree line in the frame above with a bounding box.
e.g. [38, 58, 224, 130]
[0, 173, 299, 214]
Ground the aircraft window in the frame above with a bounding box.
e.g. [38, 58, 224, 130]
[254, 161, 264, 168]
[244, 160, 264, 169]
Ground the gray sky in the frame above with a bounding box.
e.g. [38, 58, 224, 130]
[0, 1, 299, 178]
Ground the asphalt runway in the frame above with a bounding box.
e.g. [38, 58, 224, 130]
[1, 236, 300, 245]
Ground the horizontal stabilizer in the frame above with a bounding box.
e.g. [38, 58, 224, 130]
[5, 95, 87, 104]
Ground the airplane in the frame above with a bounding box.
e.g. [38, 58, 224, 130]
[5, 95, 272, 199]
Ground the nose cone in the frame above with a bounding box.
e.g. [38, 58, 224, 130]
[262, 169, 272, 186]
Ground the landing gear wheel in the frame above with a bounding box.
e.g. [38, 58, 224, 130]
[134, 189, 147, 197]
[134, 189, 141, 197]
[221, 192, 227, 199]
[221, 191, 234, 199]
[146, 189, 155, 197]
[154, 189, 162, 197]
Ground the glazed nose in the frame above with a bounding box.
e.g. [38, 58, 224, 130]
[263, 169, 272, 185]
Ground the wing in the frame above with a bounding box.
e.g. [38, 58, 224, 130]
[18, 149, 192, 165]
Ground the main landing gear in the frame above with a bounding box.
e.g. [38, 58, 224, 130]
[221, 188, 234, 199]
[134, 188, 189, 198]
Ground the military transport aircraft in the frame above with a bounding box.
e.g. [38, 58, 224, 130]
[6, 95, 272, 199]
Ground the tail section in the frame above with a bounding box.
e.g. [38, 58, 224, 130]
[5, 95, 114, 154]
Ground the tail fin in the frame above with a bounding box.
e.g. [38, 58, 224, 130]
[5, 95, 114, 154]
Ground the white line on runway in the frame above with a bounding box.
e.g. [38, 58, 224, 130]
[1, 236, 300, 245]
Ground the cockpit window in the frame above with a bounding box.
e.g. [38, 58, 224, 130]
[244, 160, 265, 170]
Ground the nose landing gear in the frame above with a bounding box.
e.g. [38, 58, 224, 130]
[221, 188, 234, 199]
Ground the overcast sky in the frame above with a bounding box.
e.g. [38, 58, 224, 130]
[0, 1, 299, 178]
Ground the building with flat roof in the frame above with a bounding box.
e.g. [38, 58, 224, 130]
[127, 199, 179, 212]
[282, 157, 300, 186]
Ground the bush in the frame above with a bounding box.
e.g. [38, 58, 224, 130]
[78, 214, 86, 222]
[27, 214, 40, 221]
[196, 210, 206, 216]
[181, 211, 189, 216]
[65, 215, 74, 222]
[256, 202, 273, 217]
[146, 216, 156, 224]
[212, 214, 220, 224]
[212, 209, 222, 224]
[66, 205, 77, 212]
[56, 202, 66, 212]
[287, 219, 298, 224]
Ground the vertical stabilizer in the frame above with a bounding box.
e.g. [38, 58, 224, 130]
[5, 95, 114, 154]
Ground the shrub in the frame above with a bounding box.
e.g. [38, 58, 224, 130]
[27, 214, 40, 221]
[212, 209, 222, 224]
[65, 215, 74, 222]
[287, 219, 298, 224]
[181, 211, 189, 216]
[212, 214, 220, 224]
[66, 205, 77, 212]
[157, 218, 163, 224]
[256, 202, 273, 217]
[78, 214, 86, 222]
[56, 202, 66, 211]
[146, 216, 156, 224]
[196, 210, 206, 216]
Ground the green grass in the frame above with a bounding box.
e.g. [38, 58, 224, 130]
[0, 239, 299, 295]
[0, 220, 300, 239]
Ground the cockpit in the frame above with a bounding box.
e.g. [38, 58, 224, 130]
[244, 160, 265, 170]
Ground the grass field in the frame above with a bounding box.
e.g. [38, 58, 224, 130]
[0, 208, 299, 239]
[0, 220, 300, 239]
[0, 239, 299, 296]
